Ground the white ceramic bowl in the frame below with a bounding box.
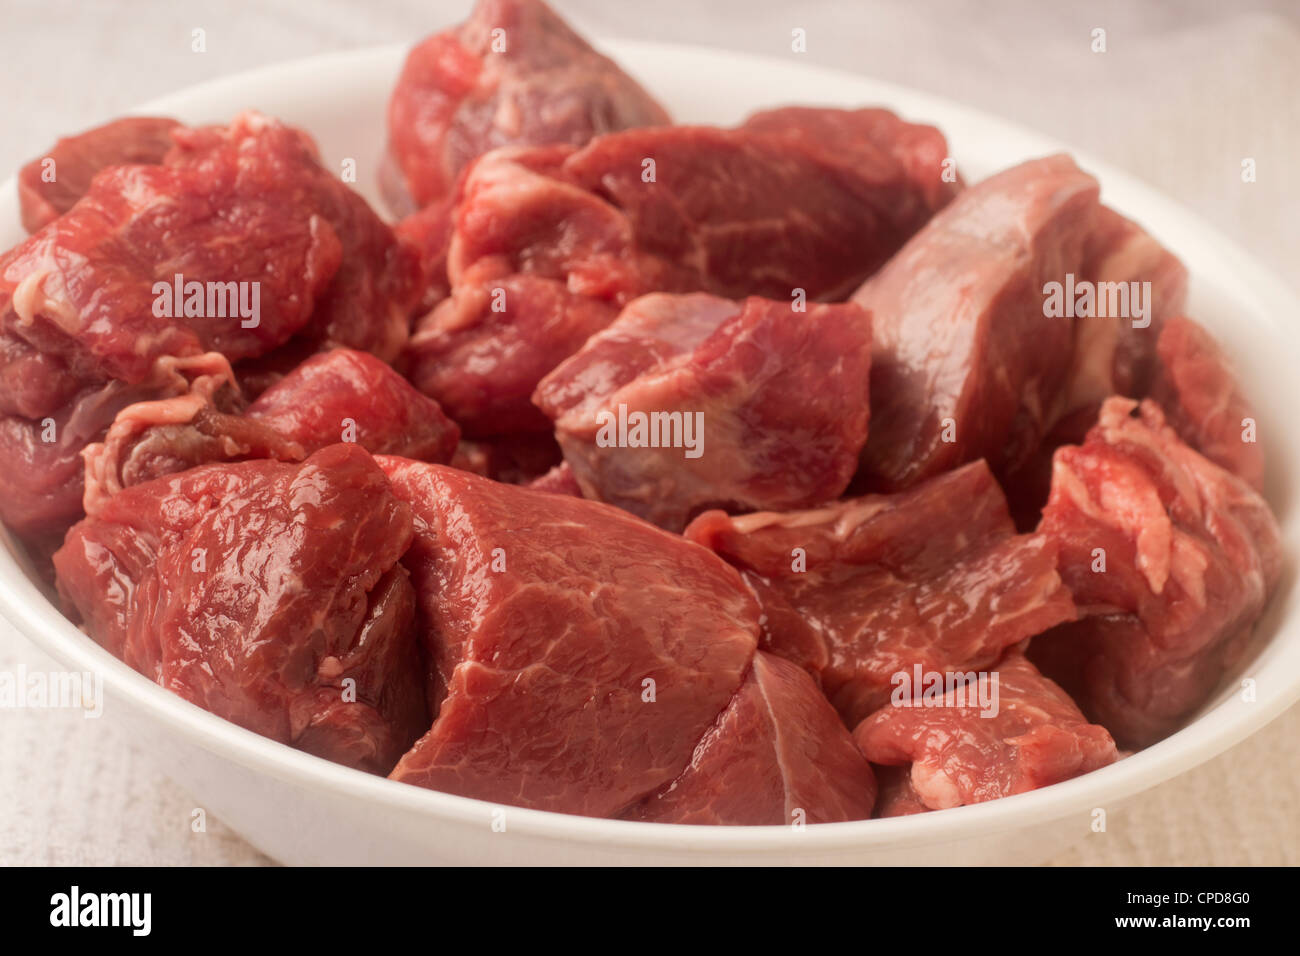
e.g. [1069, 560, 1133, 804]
[1, 41, 1297, 866]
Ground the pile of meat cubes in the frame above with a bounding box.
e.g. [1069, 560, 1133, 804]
[1, 0, 1280, 823]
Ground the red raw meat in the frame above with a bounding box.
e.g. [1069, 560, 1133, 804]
[247, 348, 459, 461]
[535, 293, 873, 531]
[81, 348, 460, 513]
[0, 357, 256, 538]
[407, 113, 954, 436]
[854, 154, 1100, 490]
[872, 764, 930, 817]
[380, 459, 760, 817]
[394, 194, 457, 314]
[1061, 206, 1188, 412]
[0, 112, 421, 539]
[1003, 208, 1189, 530]
[387, 0, 670, 208]
[739, 106, 962, 213]
[448, 431, 563, 483]
[1030, 397, 1281, 748]
[1, 116, 343, 389]
[54, 444, 428, 774]
[629, 651, 876, 825]
[81, 353, 300, 514]
[527, 461, 582, 496]
[856, 649, 1118, 810]
[1150, 315, 1264, 490]
[18, 117, 180, 232]
[167, 115, 421, 363]
[684, 460, 1077, 728]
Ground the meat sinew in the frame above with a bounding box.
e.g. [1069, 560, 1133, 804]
[81, 348, 460, 513]
[387, 0, 670, 210]
[1029, 397, 1281, 748]
[684, 460, 1077, 728]
[380, 459, 763, 817]
[854, 154, 1100, 491]
[534, 293, 873, 531]
[406, 111, 955, 436]
[856, 648, 1118, 811]
[54, 444, 429, 774]
[629, 651, 877, 825]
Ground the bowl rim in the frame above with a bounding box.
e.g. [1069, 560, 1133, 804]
[1, 39, 1298, 854]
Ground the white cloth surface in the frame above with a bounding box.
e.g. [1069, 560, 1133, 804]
[0, 0, 1296, 866]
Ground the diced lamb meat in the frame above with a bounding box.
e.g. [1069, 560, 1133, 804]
[739, 106, 962, 212]
[1062, 206, 1188, 411]
[1, 116, 343, 389]
[380, 459, 761, 817]
[166, 115, 421, 363]
[853, 154, 1100, 490]
[18, 117, 180, 233]
[855, 649, 1118, 810]
[246, 349, 459, 461]
[0, 112, 419, 539]
[54, 444, 428, 774]
[387, 0, 670, 209]
[407, 114, 955, 436]
[1029, 396, 1281, 748]
[1002, 208, 1188, 529]
[1149, 315, 1264, 490]
[81, 348, 460, 513]
[684, 460, 1077, 728]
[535, 293, 873, 531]
[0, 357, 255, 538]
[629, 652, 876, 825]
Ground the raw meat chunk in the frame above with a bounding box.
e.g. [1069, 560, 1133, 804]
[0, 112, 421, 538]
[408, 113, 954, 435]
[54, 444, 428, 773]
[856, 649, 1118, 810]
[387, 0, 670, 208]
[684, 460, 1076, 727]
[0, 357, 245, 537]
[18, 117, 180, 232]
[246, 349, 459, 461]
[854, 154, 1100, 490]
[739, 106, 962, 213]
[166, 115, 421, 363]
[1030, 397, 1281, 748]
[380, 460, 760, 817]
[81, 348, 460, 513]
[535, 293, 873, 531]
[1, 115, 343, 389]
[1002, 208, 1187, 529]
[1061, 206, 1188, 412]
[629, 652, 876, 825]
[563, 123, 951, 301]
[410, 271, 621, 435]
[1149, 315, 1263, 490]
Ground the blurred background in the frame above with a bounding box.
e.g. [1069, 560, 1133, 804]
[1, 0, 1296, 865]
